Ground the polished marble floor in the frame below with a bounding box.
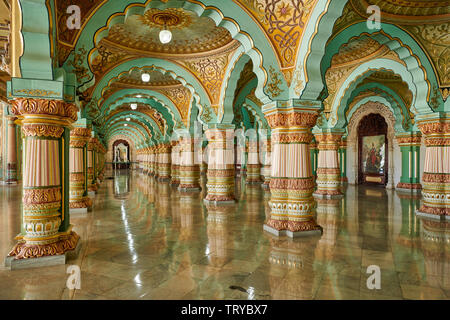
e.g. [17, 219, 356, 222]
[0, 170, 449, 300]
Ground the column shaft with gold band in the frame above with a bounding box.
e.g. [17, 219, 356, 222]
[157, 143, 171, 181]
[6, 116, 18, 183]
[69, 127, 92, 212]
[416, 115, 450, 220]
[149, 146, 156, 176]
[87, 137, 98, 194]
[396, 133, 422, 192]
[260, 133, 271, 189]
[171, 140, 181, 186]
[178, 136, 201, 191]
[246, 133, 262, 184]
[7, 98, 80, 259]
[263, 110, 322, 236]
[313, 132, 344, 199]
[205, 126, 235, 203]
[339, 137, 347, 184]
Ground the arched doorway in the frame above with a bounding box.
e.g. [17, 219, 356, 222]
[113, 139, 130, 170]
[357, 113, 388, 186]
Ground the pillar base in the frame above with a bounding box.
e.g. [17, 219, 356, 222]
[263, 224, 322, 238]
[313, 191, 344, 199]
[178, 186, 201, 192]
[416, 208, 449, 221]
[5, 180, 18, 185]
[246, 180, 262, 185]
[203, 199, 236, 206]
[5, 231, 81, 269]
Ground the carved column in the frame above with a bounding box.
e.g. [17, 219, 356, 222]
[6, 116, 18, 183]
[7, 98, 80, 261]
[157, 143, 171, 182]
[87, 137, 98, 195]
[260, 131, 271, 189]
[396, 133, 422, 193]
[313, 132, 344, 199]
[309, 139, 318, 183]
[339, 137, 347, 184]
[149, 146, 156, 176]
[416, 116, 450, 220]
[69, 127, 92, 213]
[246, 133, 262, 184]
[263, 109, 322, 237]
[205, 125, 235, 204]
[170, 140, 180, 186]
[178, 136, 201, 192]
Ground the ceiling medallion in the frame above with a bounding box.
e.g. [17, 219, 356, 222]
[139, 8, 192, 30]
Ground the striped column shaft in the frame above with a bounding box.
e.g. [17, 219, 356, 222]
[417, 117, 450, 220]
[313, 133, 343, 199]
[157, 143, 172, 181]
[264, 110, 322, 235]
[205, 127, 235, 203]
[6, 116, 18, 183]
[87, 137, 98, 193]
[178, 137, 201, 191]
[246, 136, 262, 184]
[171, 141, 181, 186]
[8, 98, 80, 259]
[69, 127, 92, 211]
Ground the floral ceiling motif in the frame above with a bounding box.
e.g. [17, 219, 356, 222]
[236, 0, 318, 84]
[333, 1, 450, 91]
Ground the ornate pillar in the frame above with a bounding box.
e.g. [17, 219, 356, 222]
[170, 140, 180, 186]
[6, 116, 18, 183]
[157, 143, 171, 182]
[7, 98, 80, 263]
[69, 127, 92, 213]
[309, 139, 318, 183]
[149, 146, 155, 176]
[260, 131, 271, 189]
[396, 133, 422, 193]
[87, 137, 98, 196]
[178, 136, 201, 192]
[263, 107, 322, 237]
[339, 137, 347, 185]
[204, 125, 235, 204]
[246, 133, 262, 184]
[313, 131, 344, 199]
[416, 115, 450, 221]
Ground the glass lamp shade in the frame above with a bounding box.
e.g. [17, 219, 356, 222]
[159, 29, 172, 44]
[130, 103, 138, 110]
[126, 118, 131, 121]
[141, 73, 150, 82]
[124, 124, 128, 127]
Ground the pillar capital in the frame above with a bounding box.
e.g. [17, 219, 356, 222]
[396, 132, 422, 146]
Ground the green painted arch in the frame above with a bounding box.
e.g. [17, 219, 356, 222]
[244, 98, 269, 129]
[66, 0, 281, 103]
[104, 95, 176, 134]
[108, 130, 142, 146]
[242, 102, 263, 130]
[241, 106, 252, 130]
[100, 89, 180, 126]
[329, 59, 430, 128]
[88, 59, 209, 121]
[107, 124, 149, 145]
[316, 23, 440, 113]
[346, 82, 413, 131]
[345, 96, 405, 134]
[298, 0, 349, 100]
[107, 121, 154, 145]
[220, 49, 249, 124]
[104, 111, 166, 140]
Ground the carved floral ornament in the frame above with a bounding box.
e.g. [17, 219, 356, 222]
[10, 98, 78, 123]
[265, 111, 318, 128]
[22, 125, 65, 138]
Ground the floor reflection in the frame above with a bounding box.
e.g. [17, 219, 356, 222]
[0, 171, 448, 300]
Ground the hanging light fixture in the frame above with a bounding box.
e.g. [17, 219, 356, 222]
[159, 19, 172, 44]
[126, 117, 131, 121]
[124, 124, 128, 127]
[141, 73, 150, 82]
[136, 94, 143, 98]
[131, 103, 138, 110]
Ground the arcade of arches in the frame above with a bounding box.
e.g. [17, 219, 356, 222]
[0, 0, 449, 300]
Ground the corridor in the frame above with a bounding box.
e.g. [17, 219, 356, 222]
[0, 170, 448, 300]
